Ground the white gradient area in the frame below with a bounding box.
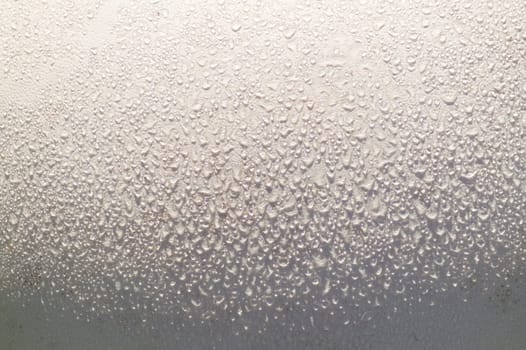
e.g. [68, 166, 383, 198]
[0, 0, 525, 349]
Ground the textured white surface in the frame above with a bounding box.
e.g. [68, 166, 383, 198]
[0, 0, 525, 349]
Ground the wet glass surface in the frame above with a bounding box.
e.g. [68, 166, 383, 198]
[0, 1, 525, 349]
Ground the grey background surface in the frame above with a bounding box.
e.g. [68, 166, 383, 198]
[1, 278, 526, 349]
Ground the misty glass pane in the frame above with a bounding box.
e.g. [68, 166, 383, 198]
[0, 1, 525, 349]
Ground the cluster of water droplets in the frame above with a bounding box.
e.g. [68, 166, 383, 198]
[0, 0, 525, 335]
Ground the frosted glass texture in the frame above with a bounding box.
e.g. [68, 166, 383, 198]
[0, 0, 525, 349]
